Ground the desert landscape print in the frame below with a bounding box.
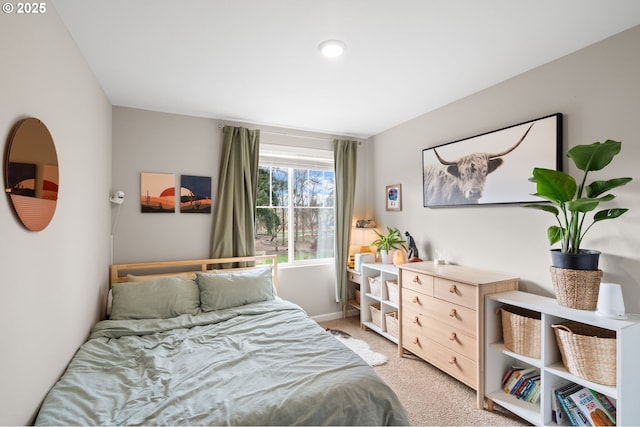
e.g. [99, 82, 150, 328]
[140, 172, 176, 213]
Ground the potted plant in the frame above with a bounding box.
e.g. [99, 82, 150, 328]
[370, 227, 408, 264]
[524, 139, 631, 309]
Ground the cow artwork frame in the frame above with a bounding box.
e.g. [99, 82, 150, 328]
[422, 113, 562, 208]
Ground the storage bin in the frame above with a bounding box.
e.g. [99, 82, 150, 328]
[552, 321, 617, 385]
[354, 289, 361, 305]
[498, 306, 541, 359]
[386, 280, 399, 304]
[370, 303, 382, 328]
[368, 276, 382, 297]
[385, 311, 399, 338]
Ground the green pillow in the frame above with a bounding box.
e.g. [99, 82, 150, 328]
[110, 277, 200, 320]
[196, 266, 274, 311]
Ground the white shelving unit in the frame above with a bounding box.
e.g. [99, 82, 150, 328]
[485, 290, 640, 426]
[360, 263, 399, 344]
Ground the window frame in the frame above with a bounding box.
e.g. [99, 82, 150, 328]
[256, 142, 335, 266]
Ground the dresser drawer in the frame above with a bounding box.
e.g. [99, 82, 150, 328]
[401, 270, 433, 296]
[402, 288, 476, 335]
[347, 270, 362, 284]
[403, 335, 477, 389]
[434, 277, 476, 309]
[402, 305, 476, 360]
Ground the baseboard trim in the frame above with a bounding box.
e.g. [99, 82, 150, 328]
[311, 309, 359, 323]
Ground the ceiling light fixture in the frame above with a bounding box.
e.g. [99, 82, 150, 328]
[318, 40, 345, 58]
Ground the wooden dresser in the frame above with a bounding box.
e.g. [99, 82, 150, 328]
[397, 262, 518, 408]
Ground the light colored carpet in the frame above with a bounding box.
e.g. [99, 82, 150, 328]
[319, 316, 531, 426]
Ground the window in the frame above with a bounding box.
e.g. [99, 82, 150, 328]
[256, 144, 335, 264]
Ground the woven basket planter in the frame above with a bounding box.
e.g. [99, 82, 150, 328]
[550, 267, 602, 310]
[498, 307, 541, 358]
[552, 321, 617, 385]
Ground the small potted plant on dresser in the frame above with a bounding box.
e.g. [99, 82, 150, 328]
[370, 227, 407, 264]
[524, 139, 631, 310]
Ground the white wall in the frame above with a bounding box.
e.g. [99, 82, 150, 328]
[370, 26, 640, 311]
[112, 107, 368, 318]
[0, 2, 112, 425]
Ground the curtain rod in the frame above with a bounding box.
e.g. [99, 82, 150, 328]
[217, 123, 361, 143]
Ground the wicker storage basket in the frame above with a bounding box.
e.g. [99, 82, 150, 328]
[385, 311, 399, 338]
[368, 276, 382, 297]
[386, 280, 399, 304]
[498, 306, 541, 358]
[370, 303, 382, 328]
[354, 289, 361, 305]
[550, 267, 602, 310]
[552, 321, 617, 385]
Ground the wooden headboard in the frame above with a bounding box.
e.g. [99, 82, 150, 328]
[109, 255, 278, 288]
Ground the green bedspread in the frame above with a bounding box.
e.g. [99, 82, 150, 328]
[35, 299, 408, 426]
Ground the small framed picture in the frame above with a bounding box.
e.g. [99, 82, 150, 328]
[385, 184, 402, 211]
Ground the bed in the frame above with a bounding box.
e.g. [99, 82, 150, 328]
[35, 256, 408, 426]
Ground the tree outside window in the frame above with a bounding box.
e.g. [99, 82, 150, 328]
[256, 165, 334, 264]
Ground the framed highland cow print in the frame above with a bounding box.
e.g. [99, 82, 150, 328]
[422, 113, 562, 208]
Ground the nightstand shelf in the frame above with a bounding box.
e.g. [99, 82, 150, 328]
[360, 263, 399, 344]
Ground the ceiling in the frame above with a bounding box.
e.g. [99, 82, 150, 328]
[52, 0, 640, 138]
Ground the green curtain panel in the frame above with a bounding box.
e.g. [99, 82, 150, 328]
[211, 126, 260, 259]
[333, 139, 358, 306]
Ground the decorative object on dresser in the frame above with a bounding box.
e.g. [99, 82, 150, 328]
[397, 262, 518, 409]
[485, 290, 640, 426]
[404, 231, 422, 262]
[523, 139, 632, 310]
[371, 226, 408, 264]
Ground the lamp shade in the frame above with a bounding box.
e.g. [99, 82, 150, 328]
[350, 227, 376, 254]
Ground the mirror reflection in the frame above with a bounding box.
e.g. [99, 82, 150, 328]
[4, 117, 59, 231]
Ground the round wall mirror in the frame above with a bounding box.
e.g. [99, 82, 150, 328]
[4, 117, 59, 231]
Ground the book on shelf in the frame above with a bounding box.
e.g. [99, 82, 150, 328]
[592, 391, 616, 423]
[555, 382, 590, 426]
[568, 387, 616, 427]
[501, 366, 523, 387]
[503, 367, 536, 394]
[520, 375, 540, 403]
[551, 381, 572, 425]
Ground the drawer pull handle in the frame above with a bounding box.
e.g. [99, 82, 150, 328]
[412, 337, 420, 345]
[449, 332, 457, 341]
[412, 296, 420, 304]
[449, 356, 457, 365]
[412, 316, 420, 325]
[449, 284, 458, 294]
[449, 308, 457, 317]
[412, 275, 422, 285]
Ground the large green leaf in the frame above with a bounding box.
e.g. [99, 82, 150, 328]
[567, 140, 621, 172]
[567, 198, 599, 213]
[567, 194, 614, 213]
[522, 203, 559, 216]
[593, 208, 629, 222]
[532, 168, 576, 204]
[547, 226, 563, 245]
[586, 177, 632, 198]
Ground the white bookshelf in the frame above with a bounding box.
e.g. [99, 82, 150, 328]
[360, 263, 399, 344]
[485, 290, 640, 426]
